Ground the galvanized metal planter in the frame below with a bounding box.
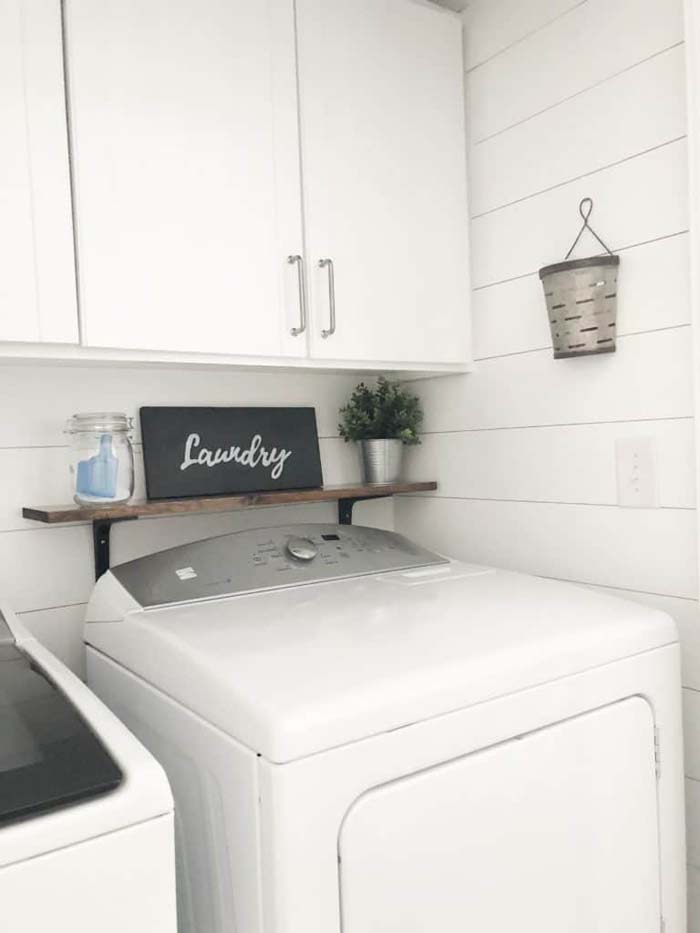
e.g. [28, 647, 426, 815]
[359, 439, 405, 484]
[539, 198, 620, 360]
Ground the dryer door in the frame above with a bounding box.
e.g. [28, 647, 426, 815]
[339, 697, 660, 933]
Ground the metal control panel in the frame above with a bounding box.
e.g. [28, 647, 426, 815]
[112, 524, 448, 609]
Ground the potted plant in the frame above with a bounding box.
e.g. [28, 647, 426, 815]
[338, 377, 422, 484]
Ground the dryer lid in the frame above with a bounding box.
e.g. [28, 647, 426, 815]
[85, 528, 678, 764]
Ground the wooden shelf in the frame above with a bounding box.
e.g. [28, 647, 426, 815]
[22, 481, 436, 524]
[23, 481, 437, 579]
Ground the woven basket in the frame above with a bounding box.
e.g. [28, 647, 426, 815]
[539, 255, 619, 359]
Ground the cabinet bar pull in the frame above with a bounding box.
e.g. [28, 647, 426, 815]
[288, 254, 307, 336]
[319, 258, 336, 338]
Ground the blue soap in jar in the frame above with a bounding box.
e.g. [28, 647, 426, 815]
[66, 413, 134, 506]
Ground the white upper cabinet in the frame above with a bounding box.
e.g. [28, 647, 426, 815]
[64, 0, 306, 357]
[0, 0, 78, 344]
[62, 0, 470, 368]
[296, 0, 470, 365]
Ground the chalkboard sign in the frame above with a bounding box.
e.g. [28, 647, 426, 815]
[140, 407, 323, 500]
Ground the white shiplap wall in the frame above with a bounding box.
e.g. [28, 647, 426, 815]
[402, 0, 700, 917]
[1, 363, 389, 675]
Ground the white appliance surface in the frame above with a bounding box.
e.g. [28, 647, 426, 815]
[85, 524, 676, 762]
[0, 607, 176, 933]
[84, 524, 686, 933]
[340, 697, 660, 933]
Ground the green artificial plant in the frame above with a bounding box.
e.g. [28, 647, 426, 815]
[338, 377, 422, 445]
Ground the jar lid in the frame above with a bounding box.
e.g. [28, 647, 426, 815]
[66, 412, 133, 433]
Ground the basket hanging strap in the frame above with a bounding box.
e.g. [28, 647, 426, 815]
[564, 197, 615, 260]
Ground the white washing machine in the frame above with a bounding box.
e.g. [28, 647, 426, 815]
[84, 524, 686, 933]
[0, 606, 176, 933]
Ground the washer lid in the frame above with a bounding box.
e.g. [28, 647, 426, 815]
[0, 607, 172, 867]
[85, 533, 678, 763]
[0, 637, 122, 827]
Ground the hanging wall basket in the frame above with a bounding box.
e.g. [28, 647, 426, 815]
[539, 198, 620, 360]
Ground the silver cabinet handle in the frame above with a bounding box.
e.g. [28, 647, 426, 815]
[287, 255, 307, 336]
[319, 258, 336, 338]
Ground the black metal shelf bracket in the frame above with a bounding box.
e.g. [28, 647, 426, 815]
[338, 495, 391, 525]
[92, 518, 137, 580]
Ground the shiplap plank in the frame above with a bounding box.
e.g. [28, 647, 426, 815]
[110, 501, 332, 564]
[685, 690, 700, 781]
[472, 234, 690, 360]
[0, 447, 76, 529]
[0, 364, 357, 446]
[462, 0, 585, 70]
[467, 0, 684, 141]
[578, 585, 700, 689]
[394, 496, 698, 597]
[110, 496, 393, 565]
[416, 327, 692, 433]
[687, 747, 700, 888]
[0, 525, 95, 612]
[19, 604, 87, 677]
[344, 495, 395, 531]
[470, 45, 686, 215]
[472, 139, 688, 288]
[689, 864, 700, 932]
[0, 436, 357, 532]
[404, 418, 695, 508]
[689, 780, 700, 868]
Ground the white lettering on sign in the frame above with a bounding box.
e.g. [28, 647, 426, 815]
[179, 433, 293, 481]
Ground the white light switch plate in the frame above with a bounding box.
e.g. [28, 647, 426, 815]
[615, 436, 657, 508]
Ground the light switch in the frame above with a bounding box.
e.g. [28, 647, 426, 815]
[615, 436, 657, 508]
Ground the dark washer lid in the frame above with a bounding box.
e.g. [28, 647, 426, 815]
[0, 617, 122, 827]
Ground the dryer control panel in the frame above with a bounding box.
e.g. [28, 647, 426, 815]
[111, 524, 448, 609]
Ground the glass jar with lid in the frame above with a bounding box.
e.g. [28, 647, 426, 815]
[65, 412, 135, 506]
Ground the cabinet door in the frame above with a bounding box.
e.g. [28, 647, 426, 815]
[65, 0, 305, 357]
[297, 0, 470, 365]
[0, 0, 78, 344]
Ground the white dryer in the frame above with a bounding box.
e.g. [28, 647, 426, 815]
[84, 524, 686, 933]
[0, 606, 176, 933]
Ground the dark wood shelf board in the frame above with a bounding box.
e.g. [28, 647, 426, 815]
[23, 481, 437, 525]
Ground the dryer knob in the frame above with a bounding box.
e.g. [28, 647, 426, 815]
[286, 536, 318, 562]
